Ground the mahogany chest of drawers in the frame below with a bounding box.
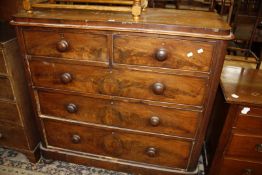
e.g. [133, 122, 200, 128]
[207, 66, 262, 175]
[0, 22, 39, 162]
[12, 9, 232, 174]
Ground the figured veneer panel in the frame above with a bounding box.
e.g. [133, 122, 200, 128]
[29, 59, 207, 106]
[38, 90, 200, 138]
[114, 35, 214, 72]
[23, 29, 108, 62]
[44, 118, 192, 169]
[0, 77, 14, 100]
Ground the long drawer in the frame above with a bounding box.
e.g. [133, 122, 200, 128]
[219, 158, 262, 175]
[43, 118, 192, 169]
[23, 28, 108, 62]
[0, 77, 14, 100]
[226, 133, 262, 162]
[29, 60, 207, 106]
[0, 100, 21, 124]
[0, 121, 28, 149]
[114, 35, 214, 72]
[38, 90, 200, 138]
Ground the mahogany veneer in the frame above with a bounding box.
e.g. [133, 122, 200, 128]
[11, 8, 232, 174]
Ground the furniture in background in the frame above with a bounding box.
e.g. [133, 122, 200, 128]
[11, 7, 231, 174]
[0, 22, 40, 162]
[206, 66, 262, 175]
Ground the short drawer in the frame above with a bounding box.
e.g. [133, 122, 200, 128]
[235, 106, 262, 135]
[44, 119, 192, 169]
[23, 28, 108, 62]
[226, 133, 262, 162]
[0, 121, 28, 149]
[0, 101, 21, 124]
[113, 35, 214, 72]
[0, 49, 7, 74]
[0, 77, 14, 100]
[219, 158, 262, 175]
[38, 90, 200, 138]
[30, 60, 207, 106]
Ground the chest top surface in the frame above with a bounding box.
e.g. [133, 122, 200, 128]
[221, 66, 262, 106]
[12, 8, 232, 40]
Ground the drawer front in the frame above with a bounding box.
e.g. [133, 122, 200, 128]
[235, 106, 262, 135]
[44, 119, 192, 168]
[38, 91, 199, 138]
[0, 121, 28, 149]
[226, 134, 262, 162]
[0, 77, 14, 100]
[219, 158, 262, 175]
[30, 60, 207, 106]
[0, 49, 7, 74]
[0, 101, 21, 124]
[114, 35, 214, 72]
[23, 29, 108, 62]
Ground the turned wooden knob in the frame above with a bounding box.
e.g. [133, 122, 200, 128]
[66, 103, 78, 113]
[155, 48, 168, 61]
[242, 169, 252, 175]
[150, 116, 160, 126]
[0, 133, 3, 139]
[71, 134, 81, 144]
[56, 39, 69, 52]
[152, 82, 165, 95]
[60, 72, 72, 84]
[146, 147, 157, 157]
[255, 144, 262, 152]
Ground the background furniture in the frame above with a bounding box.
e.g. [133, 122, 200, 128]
[206, 66, 262, 175]
[0, 22, 40, 162]
[12, 8, 231, 174]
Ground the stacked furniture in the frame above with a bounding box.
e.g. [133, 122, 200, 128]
[207, 66, 262, 175]
[0, 22, 39, 162]
[11, 8, 232, 174]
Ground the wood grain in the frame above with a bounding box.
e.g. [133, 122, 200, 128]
[114, 35, 214, 72]
[38, 90, 200, 138]
[44, 118, 192, 169]
[23, 28, 108, 62]
[0, 50, 7, 74]
[29, 59, 207, 106]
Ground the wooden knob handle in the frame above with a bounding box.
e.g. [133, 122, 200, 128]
[60, 72, 72, 84]
[150, 116, 160, 126]
[255, 144, 262, 152]
[56, 39, 69, 52]
[71, 134, 81, 144]
[155, 48, 168, 61]
[0, 133, 3, 139]
[66, 103, 78, 113]
[152, 82, 165, 95]
[146, 147, 157, 157]
[242, 169, 252, 175]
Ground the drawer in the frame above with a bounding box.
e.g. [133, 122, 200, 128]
[38, 91, 200, 138]
[0, 101, 21, 124]
[0, 77, 14, 100]
[44, 119, 192, 169]
[23, 29, 108, 62]
[114, 35, 214, 72]
[0, 121, 28, 149]
[219, 158, 262, 175]
[30, 60, 207, 106]
[235, 106, 262, 135]
[0, 49, 7, 74]
[226, 134, 262, 162]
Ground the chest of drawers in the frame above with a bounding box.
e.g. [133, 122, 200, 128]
[0, 22, 39, 162]
[207, 66, 262, 175]
[12, 9, 232, 174]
